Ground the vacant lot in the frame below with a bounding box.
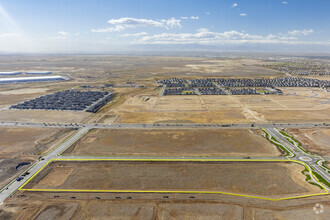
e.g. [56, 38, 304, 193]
[0, 88, 50, 108]
[286, 128, 330, 156]
[0, 127, 67, 158]
[0, 127, 73, 189]
[0, 110, 91, 123]
[2, 197, 330, 220]
[109, 87, 330, 124]
[64, 129, 281, 157]
[24, 161, 323, 198]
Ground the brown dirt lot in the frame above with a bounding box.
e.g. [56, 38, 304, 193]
[286, 128, 330, 157]
[2, 198, 330, 220]
[24, 161, 323, 198]
[0, 128, 72, 158]
[0, 88, 49, 108]
[64, 128, 281, 157]
[0, 127, 74, 189]
[115, 110, 250, 124]
[0, 110, 91, 123]
[109, 87, 330, 124]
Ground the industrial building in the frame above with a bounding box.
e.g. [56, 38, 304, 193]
[0, 71, 22, 76]
[26, 71, 52, 75]
[0, 76, 67, 84]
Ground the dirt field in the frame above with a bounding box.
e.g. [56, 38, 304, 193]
[286, 128, 330, 156]
[0, 110, 91, 123]
[0, 56, 280, 83]
[24, 161, 323, 198]
[2, 197, 330, 220]
[0, 88, 50, 108]
[108, 87, 330, 124]
[0, 128, 74, 189]
[64, 129, 281, 157]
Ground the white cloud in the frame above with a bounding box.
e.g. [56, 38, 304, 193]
[288, 29, 314, 36]
[92, 17, 182, 32]
[190, 16, 199, 20]
[48, 31, 74, 40]
[121, 32, 148, 37]
[161, 17, 182, 29]
[240, 13, 247, 16]
[180, 16, 189, 19]
[107, 17, 163, 27]
[133, 28, 320, 46]
[282, 2, 288, 4]
[232, 3, 238, 8]
[205, 12, 211, 15]
[0, 33, 20, 38]
[58, 31, 70, 37]
[91, 25, 125, 33]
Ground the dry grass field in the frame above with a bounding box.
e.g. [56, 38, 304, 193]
[2, 196, 330, 220]
[0, 128, 74, 189]
[0, 56, 281, 83]
[0, 88, 50, 108]
[24, 161, 323, 198]
[108, 87, 330, 124]
[286, 128, 330, 156]
[0, 110, 91, 123]
[64, 128, 281, 157]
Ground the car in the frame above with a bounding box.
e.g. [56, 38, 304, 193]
[16, 176, 24, 181]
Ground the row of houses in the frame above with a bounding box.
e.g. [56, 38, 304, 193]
[11, 90, 112, 112]
[159, 77, 330, 88]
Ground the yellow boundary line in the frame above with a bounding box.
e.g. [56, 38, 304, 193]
[19, 159, 328, 201]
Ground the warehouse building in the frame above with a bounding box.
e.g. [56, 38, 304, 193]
[26, 71, 52, 75]
[0, 76, 67, 84]
[0, 71, 22, 76]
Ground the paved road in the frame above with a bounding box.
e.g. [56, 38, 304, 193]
[0, 127, 89, 204]
[266, 128, 330, 188]
[0, 121, 329, 129]
[59, 155, 286, 160]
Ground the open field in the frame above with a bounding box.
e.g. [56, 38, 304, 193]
[23, 161, 324, 199]
[64, 129, 281, 157]
[0, 110, 91, 123]
[0, 128, 74, 189]
[0, 88, 50, 108]
[286, 128, 330, 156]
[0, 56, 281, 83]
[108, 87, 330, 124]
[1, 195, 330, 220]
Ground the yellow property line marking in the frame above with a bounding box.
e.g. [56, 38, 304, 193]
[19, 159, 328, 201]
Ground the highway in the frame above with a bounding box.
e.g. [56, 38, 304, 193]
[0, 121, 329, 129]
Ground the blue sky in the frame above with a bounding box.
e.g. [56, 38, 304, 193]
[0, 0, 329, 53]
